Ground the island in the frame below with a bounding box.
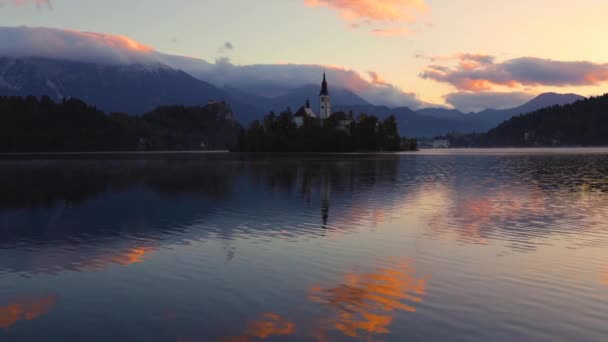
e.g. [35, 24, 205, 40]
[233, 73, 417, 152]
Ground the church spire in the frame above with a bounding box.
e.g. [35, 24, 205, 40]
[306, 99, 310, 108]
[320, 72, 329, 96]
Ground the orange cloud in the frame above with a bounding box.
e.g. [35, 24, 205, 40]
[368, 71, 391, 86]
[371, 27, 413, 36]
[0, 294, 58, 329]
[304, 0, 428, 35]
[61, 29, 154, 53]
[304, 0, 427, 22]
[4, 0, 51, 8]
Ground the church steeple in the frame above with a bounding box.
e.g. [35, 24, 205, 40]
[319, 73, 331, 120]
[320, 73, 329, 96]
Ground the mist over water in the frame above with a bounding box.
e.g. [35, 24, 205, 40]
[1, 150, 607, 341]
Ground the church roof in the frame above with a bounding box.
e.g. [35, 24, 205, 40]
[320, 73, 329, 96]
[294, 106, 316, 118]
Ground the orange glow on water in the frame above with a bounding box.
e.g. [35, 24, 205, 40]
[220, 313, 296, 342]
[86, 246, 156, 270]
[246, 313, 296, 338]
[0, 294, 58, 329]
[309, 260, 428, 339]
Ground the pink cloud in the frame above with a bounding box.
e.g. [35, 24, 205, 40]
[304, 0, 428, 35]
[371, 27, 412, 36]
[420, 54, 608, 92]
[3, 0, 52, 8]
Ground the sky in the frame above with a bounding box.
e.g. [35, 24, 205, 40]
[1, 0, 608, 111]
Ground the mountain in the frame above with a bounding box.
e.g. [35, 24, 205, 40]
[0, 57, 259, 123]
[470, 92, 585, 128]
[252, 84, 370, 113]
[338, 93, 585, 137]
[447, 94, 607, 147]
[0, 56, 585, 137]
[335, 104, 486, 137]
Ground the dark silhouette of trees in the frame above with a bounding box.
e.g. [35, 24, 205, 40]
[0, 96, 241, 152]
[446, 94, 608, 147]
[235, 110, 414, 152]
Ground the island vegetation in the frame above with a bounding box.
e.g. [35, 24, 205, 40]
[0, 95, 418, 153]
[234, 109, 417, 152]
[445, 94, 608, 147]
[0, 96, 241, 152]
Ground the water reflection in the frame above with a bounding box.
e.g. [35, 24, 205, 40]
[86, 246, 156, 270]
[221, 313, 296, 342]
[1, 152, 608, 341]
[309, 260, 428, 340]
[217, 259, 428, 341]
[0, 294, 58, 329]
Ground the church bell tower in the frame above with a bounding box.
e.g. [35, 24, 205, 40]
[319, 73, 331, 120]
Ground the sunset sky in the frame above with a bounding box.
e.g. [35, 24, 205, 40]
[1, 0, 608, 110]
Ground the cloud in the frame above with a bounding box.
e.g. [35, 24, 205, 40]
[371, 27, 412, 36]
[180, 59, 424, 108]
[1, 0, 52, 8]
[304, 0, 427, 35]
[444, 91, 536, 112]
[218, 41, 234, 54]
[0, 26, 424, 109]
[420, 54, 608, 91]
[0, 26, 155, 65]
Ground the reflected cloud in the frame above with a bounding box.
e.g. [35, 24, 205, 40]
[219, 313, 296, 341]
[309, 260, 428, 339]
[86, 247, 156, 270]
[217, 259, 427, 341]
[0, 294, 58, 329]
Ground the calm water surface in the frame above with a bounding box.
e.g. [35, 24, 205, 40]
[1, 149, 608, 341]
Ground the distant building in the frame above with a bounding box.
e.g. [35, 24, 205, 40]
[294, 99, 317, 127]
[432, 139, 450, 149]
[319, 73, 332, 120]
[292, 73, 353, 131]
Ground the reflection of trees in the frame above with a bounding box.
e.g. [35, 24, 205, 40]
[0, 158, 240, 210]
[245, 155, 400, 228]
[309, 260, 428, 340]
[0, 294, 58, 329]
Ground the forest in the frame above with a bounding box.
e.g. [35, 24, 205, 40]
[234, 110, 417, 152]
[447, 94, 608, 147]
[0, 96, 241, 152]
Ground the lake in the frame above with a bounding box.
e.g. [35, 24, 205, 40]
[1, 149, 607, 341]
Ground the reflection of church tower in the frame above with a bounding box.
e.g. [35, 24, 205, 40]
[319, 73, 331, 120]
[321, 172, 331, 228]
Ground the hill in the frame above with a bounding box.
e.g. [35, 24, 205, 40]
[447, 94, 608, 147]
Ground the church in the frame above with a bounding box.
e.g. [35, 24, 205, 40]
[294, 73, 353, 131]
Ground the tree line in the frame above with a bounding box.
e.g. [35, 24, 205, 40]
[0, 96, 241, 152]
[234, 109, 417, 152]
[446, 94, 608, 147]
